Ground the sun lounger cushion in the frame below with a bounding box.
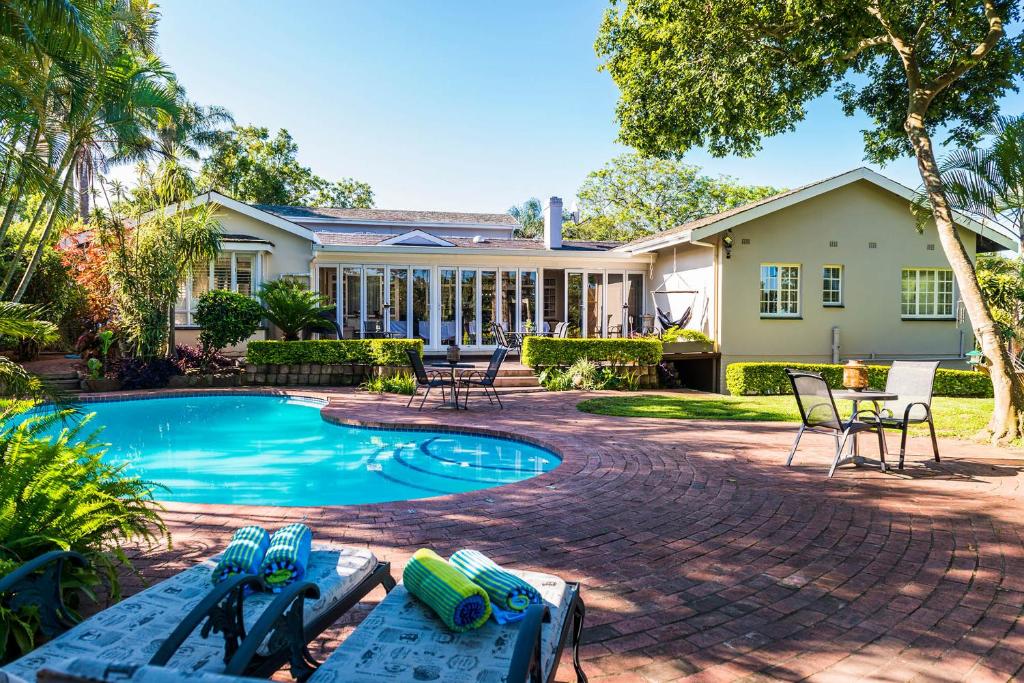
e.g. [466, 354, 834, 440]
[37, 658, 265, 683]
[0, 671, 29, 683]
[1, 544, 376, 681]
[307, 568, 573, 683]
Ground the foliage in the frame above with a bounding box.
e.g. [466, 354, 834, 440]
[173, 345, 236, 376]
[198, 126, 374, 207]
[60, 236, 116, 327]
[257, 280, 334, 342]
[115, 358, 180, 390]
[571, 154, 780, 241]
[101, 184, 222, 360]
[521, 337, 662, 368]
[0, 408, 167, 661]
[86, 358, 103, 380]
[659, 327, 712, 344]
[538, 357, 641, 391]
[360, 373, 417, 396]
[975, 256, 1024, 342]
[194, 290, 264, 355]
[0, 302, 61, 414]
[725, 362, 992, 398]
[506, 198, 572, 239]
[245, 339, 424, 367]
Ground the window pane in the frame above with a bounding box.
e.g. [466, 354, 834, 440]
[607, 273, 624, 336]
[440, 268, 457, 345]
[343, 267, 361, 339]
[822, 266, 841, 305]
[365, 267, 384, 335]
[175, 282, 189, 326]
[389, 267, 408, 337]
[567, 272, 583, 337]
[626, 273, 644, 335]
[460, 269, 478, 345]
[501, 271, 517, 330]
[520, 271, 537, 333]
[412, 269, 430, 345]
[213, 255, 231, 291]
[586, 273, 603, 337]
[235, 255, 253, 296]
[481, 270, 498, 343]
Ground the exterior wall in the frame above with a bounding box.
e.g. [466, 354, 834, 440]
[648, 243, 716, 337]
[176, 328, 267, 357]
[212, 207, 313, 279]
[717, 180, 975, 387]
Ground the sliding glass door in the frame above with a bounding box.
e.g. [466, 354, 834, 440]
[565, 270, 646, 338]
[412, 268, 431, 345]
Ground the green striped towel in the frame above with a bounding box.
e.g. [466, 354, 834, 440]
[450, 549, 541, 623]
[212, 526, 270, 584]
[403, 548, 491, 632]
[259, 523, 312, 593]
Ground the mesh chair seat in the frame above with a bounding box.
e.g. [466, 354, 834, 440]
[877, 360, 941, 468]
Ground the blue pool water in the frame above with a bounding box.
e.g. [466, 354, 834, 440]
[45, 395, 559, 506]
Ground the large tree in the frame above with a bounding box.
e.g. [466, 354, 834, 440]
[597, 0, 1024, 441]
[575, 153, 780, 240]
[198, 125, 374, 208]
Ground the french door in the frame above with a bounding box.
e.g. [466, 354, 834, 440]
[316, 265, 431, 345]
[565, 270, 646, 338]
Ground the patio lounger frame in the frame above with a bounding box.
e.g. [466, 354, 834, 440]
[1, 549, 394, 681]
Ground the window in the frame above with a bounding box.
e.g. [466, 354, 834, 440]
[822, 265, 842, 306]
[902, 268, 954, 318]
[174, 251, 259, 326]
[760, 264, 800, 317]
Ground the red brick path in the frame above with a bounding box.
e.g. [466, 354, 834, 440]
[126, 388, 1024, 682]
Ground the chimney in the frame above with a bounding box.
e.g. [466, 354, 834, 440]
[543, 196, 563, 250]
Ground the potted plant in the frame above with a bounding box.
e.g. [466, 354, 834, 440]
[83, 357, 121, 392]
[660, 326, 714, 354]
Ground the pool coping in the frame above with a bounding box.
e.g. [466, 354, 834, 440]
[70, 387, 570, 513]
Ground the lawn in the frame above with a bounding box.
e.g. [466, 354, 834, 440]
[576, 393, 993, 440]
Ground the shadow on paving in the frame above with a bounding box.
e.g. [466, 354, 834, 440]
[117, 389, 1024, 682]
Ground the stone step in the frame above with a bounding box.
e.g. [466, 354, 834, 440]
[45, 378, 83, 390]
[491, 376, 540, 388]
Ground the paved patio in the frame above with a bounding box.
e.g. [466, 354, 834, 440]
[125, 388, 1024, 682]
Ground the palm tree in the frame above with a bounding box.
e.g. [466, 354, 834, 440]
[0, 301, 63, 419]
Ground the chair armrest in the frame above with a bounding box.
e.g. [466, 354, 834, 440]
[457, 370, 485, 383]
[223, 580, 322, 680]
[1, 550, 89, 639]
[149, 574, 266, 668]
[505, 604, 550, 683]
[850, 408, 882, 426]
[903, 401, 932, 422]
[425, 370, 450, 382]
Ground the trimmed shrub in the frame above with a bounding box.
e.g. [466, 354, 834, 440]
[521, 337, 662, 368]
[725, 362, 992, 398]
[194, 290, 264, 353]
[245, 339, 423, 366]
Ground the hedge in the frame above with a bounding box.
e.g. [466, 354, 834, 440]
[521, 337, 662, 368]
[246, 339, 423, 366]
[725, 362, 992, 398]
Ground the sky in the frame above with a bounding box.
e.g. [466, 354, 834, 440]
[145, 1, 1024, 214]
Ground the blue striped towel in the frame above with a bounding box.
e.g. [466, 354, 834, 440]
[259, 524, 313, 593]
[449, 549, 541, 624]
[403, 548, 491, 632]
[212, 526, 270, 585]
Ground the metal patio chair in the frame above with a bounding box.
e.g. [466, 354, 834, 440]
[491, 321, 523, 354]
[785, 369, 887, 477]
[406, 348, 455, 410]
[458, 345, 508, 409]
[877, 360, 940, 469]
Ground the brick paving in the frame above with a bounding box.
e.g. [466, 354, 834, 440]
[121, 388, 1024, 682]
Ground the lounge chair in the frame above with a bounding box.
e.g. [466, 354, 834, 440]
[405, 348, 455, 410]
[1, 545, 394, 682]
[491, 321, 523, 354]
[784, 368, 886, 477]
[876, 360, 940, 469]
[458, 346, 508, 409]
[39, 568, 588, 683]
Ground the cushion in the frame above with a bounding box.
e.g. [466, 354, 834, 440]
[0, 672, 30, 683]
[2, 544, 376, 681]
[37, 658, 263, 683]
[309, 569, 575, 683]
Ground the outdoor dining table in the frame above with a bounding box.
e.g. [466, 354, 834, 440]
[428, 360, 475, 410]
[832, 388, 898, 467]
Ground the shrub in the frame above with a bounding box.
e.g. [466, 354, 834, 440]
[257, 280, 333, 341]
[245, 339, 424, 366]
[539, 358, 632, 391]
[521, 337, 662, 368]
[361, 372, 417, 395]
[174, 344, 236, 375]
[660, 326, 713, 344]
[116, 357, 180, 389]
[725, 362, 993, 398]
[0, 409, 167, 661]
[194, 290, 264, 354]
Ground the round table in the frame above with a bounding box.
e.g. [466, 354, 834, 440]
[428, 361, 475, 410]
[832, 389, 898, 463]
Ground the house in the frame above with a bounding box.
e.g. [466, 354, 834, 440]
[168, 167, 1014, 391]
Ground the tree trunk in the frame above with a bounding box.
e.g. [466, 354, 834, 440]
[167, 304, 177, 358]
[11, 167, 76, 302]
[0, 125, 42, 248]
[906, 112, 1023, 442]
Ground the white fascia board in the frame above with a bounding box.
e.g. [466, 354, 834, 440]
[288, 216, 515, 231]
[222, 240, 274, 253]
[145, 192, 320, 244]
[313, 243, 653, 261]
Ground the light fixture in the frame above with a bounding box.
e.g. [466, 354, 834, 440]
[722, 231, 734, 259]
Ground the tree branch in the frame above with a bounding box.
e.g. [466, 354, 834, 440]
[924, 0, 1004, 97]
[842, 35, 890, 60]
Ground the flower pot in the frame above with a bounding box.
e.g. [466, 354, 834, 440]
[84, 377, 121, 392]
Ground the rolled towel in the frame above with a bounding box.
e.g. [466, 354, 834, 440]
[403, 548, 491, 632]
[450, 549, 541, 624]
[212, 526, 271, 585]
[259, 523, 313, 592]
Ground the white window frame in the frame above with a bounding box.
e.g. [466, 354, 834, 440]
[822, 264, 843, 307]
[175, 251, 261, 327]
[760, 263, 801, 318]
[901, 267, 955, 319]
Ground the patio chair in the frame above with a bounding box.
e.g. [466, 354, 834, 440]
[406, 348, 455, 410]
[877, 360, 940, 469]
[553, 321, 569, 338]
[40, 568, 588, 683]
[491, 321, 523, 354]
[784, 369, 887, 477]
[458, 345, 508, 409]
[2, 546, 394, 682]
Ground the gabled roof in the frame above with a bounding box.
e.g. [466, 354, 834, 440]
[378, 229, 455, 247]
[617, 167, 1017, 254]
[159, 191, 319, 243]
[255, 204, 518, 230]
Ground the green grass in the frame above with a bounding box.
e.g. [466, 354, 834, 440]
[576, 394, 993, 440]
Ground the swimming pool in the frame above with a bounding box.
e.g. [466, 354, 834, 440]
[46, 395, 559, 506]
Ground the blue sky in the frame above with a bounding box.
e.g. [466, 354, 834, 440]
[150, 1, 1024, 213]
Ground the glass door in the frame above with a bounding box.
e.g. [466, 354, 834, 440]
[317, 266, 340, 338]
[606, 273, 624, 337]
[364, 267, 385, 336]
[459, 269, 478, 346]
[566, 271, 584, 337]
[481, 269, 498, 344]
[520, 270, 537, 334]
[586, 273, 604, 338]
[388, 266, 409, 337]
[412, 268, 431, 345]
[440, 268, 457, 346]
[342, 267, 361, 338]
[626, 273, 644, 335]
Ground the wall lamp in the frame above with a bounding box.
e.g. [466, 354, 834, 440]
[722, 231, 734, 259]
